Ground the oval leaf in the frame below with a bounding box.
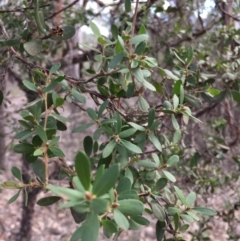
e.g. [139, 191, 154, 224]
[75, 151, 91, 190]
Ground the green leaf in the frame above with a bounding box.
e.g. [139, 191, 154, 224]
[36, 125, 48, 142]
[163, 69, 179, 81]
[70, 226, 83, 241]
[92, 164, 119, 196]
[113, 209, 129, 230]
[13, 143, 35, 154]
[49, 136, 60, 146]
[71, 89, 86, 103]
[111, 24, 118, 40]
[91, 198, 109, 214]
[72, 176, 85, 193]
[167, 155, 179, 167]
[179, 224, 189, 232]
[23, 39, 42, 56]
[173, 129, 181, 144]
[33, 148, 43, 156]
[119, 128, 137, 138]
[121, 139, 142, 154]
[181, 214, 194, 222]
[152, 153, 160, 166]
[167, 207, 182, 215]
[138, 96, 149, 112]
[49, 146, 65, 157]
[184, 94, 202, 108]
[98, 100, 109, 118]
[130, 34, 148, 44]
[155, 178, 168, 191]
[173, 94, 179, 109]
[8, 190, 21, 204]
[207, 88, 220, 96]
[186, 192, 196, 207]
[131, 215, 150, 225]
[231, 90, 240, 103]
[11, 166, 22, 182]
[4, 39, 20, 46]
[81, 212, 100, 241]
[75, 151, 91, 190]
[187, 210, 200, 221]
[133, 68, 156, 91]
[87, 108, 98, 120]
[135, 41, 146, 55]
[116, 177, 131, 194]
[156, 220, 165, 241]
[47, 184, 84, 201]
[151, 201, 166, 221]
[72, 123, 94, 133]
[138, 159, 157, 168]
[125, 0, 131, 12]
[70, 209, 87, 224]
[50, 63, 61, 75]
[185, 47, 193, 66]
[128, 122, 146, 131]
[171, 114, 179, 130]
[83, 136, 93, 156]
[51, 112, 71, 123]
[117, 199, 144, 216]
[162, 170, 176, 182]
[14, 130, 34, 141]
[174, 213, 180, 231]
[118, 190, 138, 200]
[148, 109, 155, 127]
[174, 186, 186, 205]
[102, 219, 118, 233]
[22, 80, 38, 92]
[1, 181, 23, 189]
[37, 196, 61, 206]
[149, 133, 162, 152]
[192, 207, 217, 216]
[32, 159, 45, 182]
[109, 52, 124, 69]
[90, 21, 101, 37]
[102, 140, 116, 158]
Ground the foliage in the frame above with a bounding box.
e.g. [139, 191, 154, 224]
[1, 0, 240, 240]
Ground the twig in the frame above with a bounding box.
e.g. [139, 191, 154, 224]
[130, 0, 140, 54]
[0, 4, 51, 13]
[45, 0, 79, 21]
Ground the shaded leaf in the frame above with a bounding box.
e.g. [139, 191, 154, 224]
[75, 151, 91, 190]
[113, 209, 129, 230]
[121, 139, 142, 154]
[72, 122, 94, 133]
[117, 199, 144, 216]
[37, 196, 61, 206]
[192, 207, 217, 216]
[8, 190, 21, 204]
[11, 166, 22, 182]
[92, 164, 119, 197]
[24, 39, 42, 56]
[102, 139, 116, 158]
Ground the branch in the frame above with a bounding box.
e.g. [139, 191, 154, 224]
[45, 0, 79, 21]
[0, 4, 51, 13]
[168, 19, 220, 47]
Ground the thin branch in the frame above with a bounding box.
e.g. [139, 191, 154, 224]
[217, 2, 240, 22]
[130, 0, 140, 54]
[45, 0, 79, 21]
[168, 19, 220, 47]
[0, 4, 51, 13]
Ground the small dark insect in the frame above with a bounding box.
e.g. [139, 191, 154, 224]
[51, 26, 63, 36]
